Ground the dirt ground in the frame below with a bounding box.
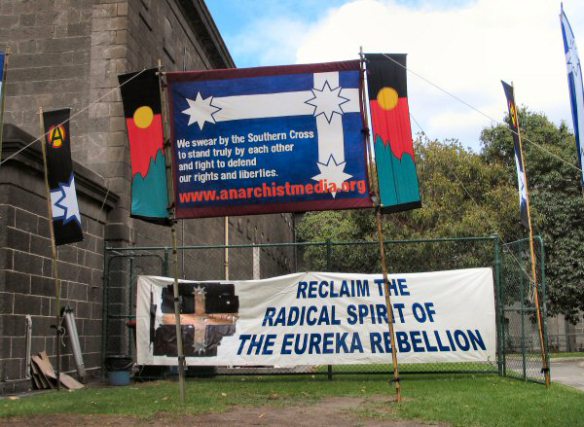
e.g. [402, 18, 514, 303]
[3, 396, 441, 426]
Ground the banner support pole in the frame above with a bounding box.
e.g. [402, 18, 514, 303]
[360, 48, 401, 402]
[158, 60, 187, 403]
[511, 83, 550, 387]
[39, 107, 63, 390]
[375, 208, 401, 401]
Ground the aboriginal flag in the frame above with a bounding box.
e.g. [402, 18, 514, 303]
[502, 81, 529, 228]
[43, 108, 83, 245]
[119, 68, 170, 224]
[365, 53, 421, 213]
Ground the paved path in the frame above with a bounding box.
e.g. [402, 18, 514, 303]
[551, 358, 584, 392]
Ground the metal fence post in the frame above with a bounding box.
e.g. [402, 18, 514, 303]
[537, 236, 550, 374]
[493, 235, 506, 377]
[101, 243, 110, 378]
[163, 248, 170, 276]
[326, 239, 333, 381]
[520, 268, 527, 380]
[128, 257, 135, 357]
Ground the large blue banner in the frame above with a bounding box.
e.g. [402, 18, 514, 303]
[167, 61, 372, 218]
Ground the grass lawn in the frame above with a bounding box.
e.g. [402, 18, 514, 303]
[1, 374, 583, 426]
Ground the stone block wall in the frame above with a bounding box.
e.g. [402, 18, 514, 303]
[0, 125, 117, 393]
[0, 0, 295, 392]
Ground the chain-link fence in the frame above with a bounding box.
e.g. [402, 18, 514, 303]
[500, 237, 549, 383]
[103, 236, 548, 381]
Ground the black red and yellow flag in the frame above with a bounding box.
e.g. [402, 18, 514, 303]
[365, 53, 421, 213]
[119, 68, 170, 224]
[43, 108, 83, 245]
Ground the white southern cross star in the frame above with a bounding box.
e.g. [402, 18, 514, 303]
[50, 174, 81, 225]
[566, 31, 581, 79]
[312, 155, 353, 198]
[182, 92, 221, 130]
[305, 81, 350, 123]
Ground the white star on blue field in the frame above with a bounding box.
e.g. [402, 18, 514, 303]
[50, 174, 82, 226]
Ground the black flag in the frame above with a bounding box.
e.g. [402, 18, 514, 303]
[501, 81, 529, 228]
[43, 108, 83, 245]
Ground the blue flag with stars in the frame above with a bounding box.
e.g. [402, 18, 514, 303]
[561, 5, 584, 186]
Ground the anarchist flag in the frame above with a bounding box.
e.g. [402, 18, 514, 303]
[43, 108, 83, 245]
[119, 68, 170, 224]
[365, 53, 421, 213]
[501, 81, 529, 228]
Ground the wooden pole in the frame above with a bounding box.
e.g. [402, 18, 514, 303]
[171, 220, 186, 402]
[512, 83, 550, 387]
[360, 49, 401, 402]
[158, 61, 187, 402]
[375, 210, 401, 401]
[39, 107, 62, 391]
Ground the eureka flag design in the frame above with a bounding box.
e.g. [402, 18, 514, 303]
[43, 108, 83, 246]
[560, 5, 584, 186]
[501, 81, 529, 229]
[167, 61, 373, 219]
[119, 68, 170, 224]
[365, 53, 421, 213]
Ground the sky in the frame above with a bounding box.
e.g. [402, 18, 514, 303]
[205, 0, 584, 152]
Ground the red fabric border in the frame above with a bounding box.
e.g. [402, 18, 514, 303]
[175, 197, 374, 219]
[166, 60, 361, 83]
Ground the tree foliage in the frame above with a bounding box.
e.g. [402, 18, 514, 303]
[481, 109, 584, 322]
[297, 109, 584, 322]
[298, 137, 520, 274]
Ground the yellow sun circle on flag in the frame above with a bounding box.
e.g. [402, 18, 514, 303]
[133, 106, 154, 129]
[377, 87, 399, 110]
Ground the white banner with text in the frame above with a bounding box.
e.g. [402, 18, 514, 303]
[136, 269, 496, 366]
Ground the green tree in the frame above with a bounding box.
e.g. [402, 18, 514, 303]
[481, 109, 584, 322]
[297, 137, 519, 273]
[298, 109, 584, 322]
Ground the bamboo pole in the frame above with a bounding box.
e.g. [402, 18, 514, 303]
[375, 210, 401, 401]
[39, 107, 62, 391]
[511, 83, 550, 387]
[360, 49, 401, 402]
[158, 61, 187, 402]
